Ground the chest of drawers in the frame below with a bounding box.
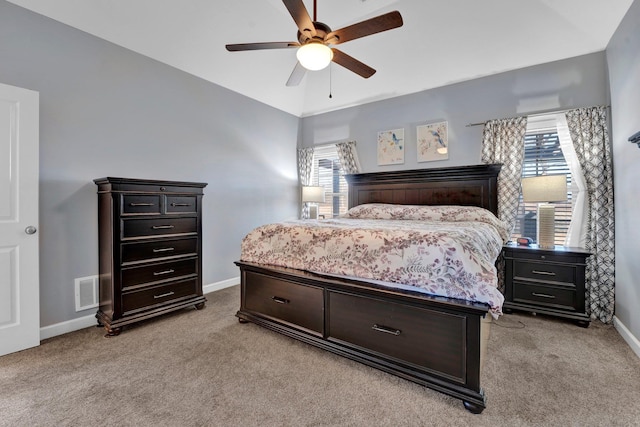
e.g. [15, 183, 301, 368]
[94, 177, 207, 336]
[502, 244, 591, 326]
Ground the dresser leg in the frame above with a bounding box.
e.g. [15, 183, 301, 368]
[238, 318, 249, 324]
[195, 302, 205, 310]
[104, 326, 122, 338]
[577, 320, 590, 328]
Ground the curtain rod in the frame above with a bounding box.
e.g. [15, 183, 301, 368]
[465, 105, 610, 127]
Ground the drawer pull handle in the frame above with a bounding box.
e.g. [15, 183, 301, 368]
[153, 269, 175, 276]
[152, 225, 175, 230]
[130, 203, 154, 207]
[154, 291, 175, 299]
[153, 247, 175, 253]
[531, 292, 556, 299]
[171, 203, 191, 207]
[372, 324, 402, 336]
[271, 296, 290, 304]
[531, 270, 556, 276]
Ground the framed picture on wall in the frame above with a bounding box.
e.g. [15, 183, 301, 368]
[417, 121, 448, 162]
[377, 128, 404, 165]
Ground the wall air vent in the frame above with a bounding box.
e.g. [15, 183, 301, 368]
[74, 275, 99, 311]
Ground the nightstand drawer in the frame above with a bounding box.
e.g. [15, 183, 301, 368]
[505, 250, 583, 264]
[513, 261, 575, 284]
[513, 282, 575, 310]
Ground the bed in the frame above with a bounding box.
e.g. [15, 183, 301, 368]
[235, 163, 503, 413]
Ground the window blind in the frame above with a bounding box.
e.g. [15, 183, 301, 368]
[311, 145, 349, 218]
[513, 131, 573, 245]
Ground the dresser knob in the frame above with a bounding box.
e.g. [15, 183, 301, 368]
[160, 186, 166, 191]
[540, 255, 546, 259]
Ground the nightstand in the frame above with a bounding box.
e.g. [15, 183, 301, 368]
[502, 243, 591, 327]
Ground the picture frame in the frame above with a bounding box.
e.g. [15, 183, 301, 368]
[417, 121, 448, 162]
[377, 128, 404, 165]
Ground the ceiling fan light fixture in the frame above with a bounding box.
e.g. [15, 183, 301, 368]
[296, 42, 333, 71]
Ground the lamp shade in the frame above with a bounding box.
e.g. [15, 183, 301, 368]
[521, 175, 567, 203]
[296, 42, 333, 71]
[302, 186, 326, 203]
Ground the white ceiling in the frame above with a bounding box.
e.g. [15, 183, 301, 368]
[7, 0, 634, 117]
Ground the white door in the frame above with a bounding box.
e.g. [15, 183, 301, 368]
[0, 82, 39, 356]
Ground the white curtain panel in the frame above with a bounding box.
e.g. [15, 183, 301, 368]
[554, 113, 589, 248]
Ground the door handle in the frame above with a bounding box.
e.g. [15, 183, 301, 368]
[25, 226, 37, 235]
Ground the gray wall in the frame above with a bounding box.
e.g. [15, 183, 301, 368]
[0, 1, 300, 327]
[607, 0, 640, 341]
[300, 53, 609, 172]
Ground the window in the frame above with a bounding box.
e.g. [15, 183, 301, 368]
[512, 128, 573, 245]
[310, 145, 349, 218]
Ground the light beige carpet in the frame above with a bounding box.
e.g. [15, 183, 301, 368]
[1, 285, 639, 426]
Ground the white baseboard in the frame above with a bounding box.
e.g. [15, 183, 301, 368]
[40, 314, 97, 341]
[613, 316, 640, 359]
[39, 277, 240, 341]
[203, 276, 239, 294]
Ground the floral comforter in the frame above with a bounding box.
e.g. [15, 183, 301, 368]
[241, 204, 509, 316]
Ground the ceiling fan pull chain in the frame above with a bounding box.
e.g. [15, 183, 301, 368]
[329, 62, 333, 99]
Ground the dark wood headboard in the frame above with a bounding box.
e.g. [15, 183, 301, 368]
[345, 164, 501, 215]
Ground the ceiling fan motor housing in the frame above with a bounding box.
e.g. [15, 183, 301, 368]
[298, 21, 333, 45]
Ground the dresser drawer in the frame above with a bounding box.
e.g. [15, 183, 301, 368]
[122, 217, 197, 239]
[513, 260, 575, 284]
[512, 281, 576, 310]
[121, 237, 198, 264]
[122, 195, 162, 215]
[244, 272, 323, 334]
[166, 196, 197, 214]
[122, 278, 199, 315]
[122, 258, 197, 288]
[328, 291, 466, 381]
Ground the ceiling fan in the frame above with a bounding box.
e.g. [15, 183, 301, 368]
[225, 0, 403, 86]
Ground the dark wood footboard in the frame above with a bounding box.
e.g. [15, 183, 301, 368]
[235, 261, 490, 413]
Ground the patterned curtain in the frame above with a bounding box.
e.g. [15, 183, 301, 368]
[336, 141, 362, 174]
[297, 147, 314, 219]
[565, 106, 615, 323]
[481, 116, 528, 293]
[481, 116, 528, 233]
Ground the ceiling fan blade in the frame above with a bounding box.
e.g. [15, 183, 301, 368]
[331, 49, 376, 79]
[282, 0, 316, 40]
[226, 42, 299, 51]
[326, 11, 403, 45]
[286, 61, 307, 86]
